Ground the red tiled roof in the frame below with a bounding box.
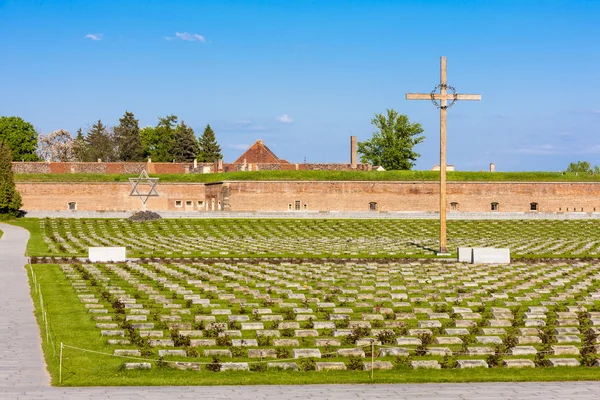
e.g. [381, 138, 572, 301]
[233, 140, 290, 164]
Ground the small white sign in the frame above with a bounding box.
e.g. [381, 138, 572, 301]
[89, 247, 127, 262]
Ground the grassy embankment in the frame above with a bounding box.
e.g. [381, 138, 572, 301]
[14, 170, 600, 183]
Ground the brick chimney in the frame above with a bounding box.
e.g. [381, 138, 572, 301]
[350, 136, 357, 168]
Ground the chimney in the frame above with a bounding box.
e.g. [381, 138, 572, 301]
[350, 136, 357, 168]
[490, 163, 496, 173]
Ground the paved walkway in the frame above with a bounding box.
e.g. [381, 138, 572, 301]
[1, 223, 600, 399]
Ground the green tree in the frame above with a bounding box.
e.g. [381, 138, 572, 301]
[139, 126, 157, 160]
[84, 120, 115, 162]
[114, 111, 144, 161]
[566, 161, 595, 174]
[0, 141, 22, 217]
[172, 121, 199, 162]
[357, 109, 424, 170]
[72, 128, 88, 162]
[198, 124, 222, 162]
[151, 115, 178, 162]
[0, 116, 39, 161]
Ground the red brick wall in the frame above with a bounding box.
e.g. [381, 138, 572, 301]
[15, 180, 600, 213]
[17, 182, 205, 212]
[224, 181, 600, 213]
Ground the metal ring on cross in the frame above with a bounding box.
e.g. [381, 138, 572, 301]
[430, 84, 458, 110]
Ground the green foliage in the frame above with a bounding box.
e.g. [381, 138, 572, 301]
[275, 347, 291, 359]
[139, 126, 158, 160]
[347, 356, 364, 370]
[84, 120, 116, 162]
[150, 115, 178, 162]
[72, 128, 87, 162]
[114, 111, 144, 161]
[566, 161, 599, 174]
[0, 116, 39, 161]
[0, 142, 22, 217]
[249, 362, 267, 372]
[198, 124, 222, 162]
[172, 121, 199, 162]
[357, 109, 424, 170]
[394, 355, 412, 367]
[298, 357, 316, 371]
[206, 356, 222, 372]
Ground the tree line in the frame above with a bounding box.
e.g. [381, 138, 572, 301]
[0, 112, 222, 163]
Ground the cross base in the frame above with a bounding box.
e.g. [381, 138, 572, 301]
[436, 252, 452, 257]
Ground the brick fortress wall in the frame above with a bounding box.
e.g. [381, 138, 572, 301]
[15, 180, 600, 213]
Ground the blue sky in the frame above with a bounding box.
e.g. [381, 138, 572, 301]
[1, 0, 599, 171]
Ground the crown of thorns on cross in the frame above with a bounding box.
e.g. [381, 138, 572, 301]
[430, 83, 458, 110]
[129, 170, 159, 204]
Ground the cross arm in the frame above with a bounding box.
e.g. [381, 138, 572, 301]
[406, 93, 481, 101]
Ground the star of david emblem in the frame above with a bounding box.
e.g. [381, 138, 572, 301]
[129, 170, 159, 204]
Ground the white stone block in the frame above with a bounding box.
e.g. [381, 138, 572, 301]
[457, 247, 473, 262]
[471, 248, 510, 264]
[89, 247, 126, 262]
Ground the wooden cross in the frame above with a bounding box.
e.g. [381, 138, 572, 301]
[406, 56, 481, 254]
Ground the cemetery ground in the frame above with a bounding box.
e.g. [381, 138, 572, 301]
[12, 218, 600, 259]
[8, 217, 600, 386]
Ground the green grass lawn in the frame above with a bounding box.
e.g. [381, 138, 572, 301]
[14, 170, 600, 183]
[30, 263, 600, 386]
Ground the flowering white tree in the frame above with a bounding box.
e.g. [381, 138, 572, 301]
[37, 129, 76, 162]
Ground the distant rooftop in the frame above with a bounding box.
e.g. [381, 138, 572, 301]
[233, 140, 290, 164]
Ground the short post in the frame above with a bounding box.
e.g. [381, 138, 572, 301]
[39, 287, 44, 320]
[45, 311, 49, 342]
[371, 339, 374, 380]
[59, 342, 63, 384]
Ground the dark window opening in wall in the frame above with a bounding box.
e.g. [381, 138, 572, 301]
[295, 200, 301, 210]
[175, 200, 182, 207]
[198, 201, 204, 207]
[581, 208, 584, 212]
[369, 202, 378, 211]
[530, 202, 538, 211]
[450, 202, 459, 211]
[559, 207, 562, 211]
[68, 202, 76, 211]
[303, 204, 307, 210]
[566, 208, 569, 211]
[491, 202, 499, 211]
[185, 200, 193, 207]
[288, 203, 292, 210]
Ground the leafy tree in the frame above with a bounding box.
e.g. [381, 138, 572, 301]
[114, 111, 144, 161]
[84, 120, 115, 162]
[139, 126, 157, 160]
[0, 141, 22, 217]
[172, 121, 199, 162]
[72, 128, 87, 162]
[566, 161, 597, 174]
[198, 124, 222, 162]
[150, 115, 178, 162]
[37, 129, 75, 162]
[0, 116, 39, 161]
[357, 109, 424, 170]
